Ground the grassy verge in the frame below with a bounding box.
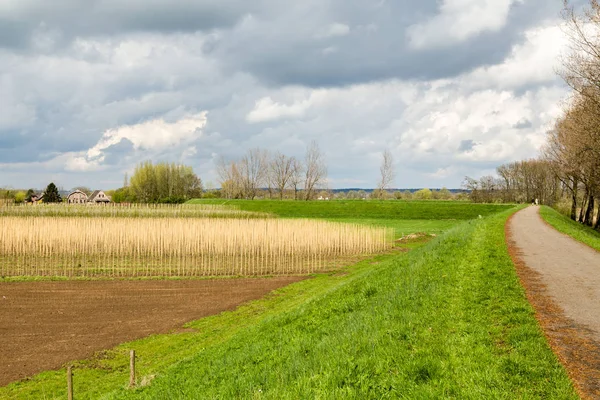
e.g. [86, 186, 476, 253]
[187, 199, 513, 220]
[95, 208, 574, 399]
[540, 206, 600, 252]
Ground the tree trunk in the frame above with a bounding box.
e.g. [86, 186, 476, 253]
[571, 178, 578, 221]
[585, 195, 595, 227]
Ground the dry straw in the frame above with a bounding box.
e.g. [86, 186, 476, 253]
[0, 217, 392, 278]
[0, 203, 270, 219]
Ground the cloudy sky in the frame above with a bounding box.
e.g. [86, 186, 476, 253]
[0, 0, 582, 190]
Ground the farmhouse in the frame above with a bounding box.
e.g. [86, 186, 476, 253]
[66, 190, 88, 204]
[27, 194, 44, 204]
[88, 190, 111, 204]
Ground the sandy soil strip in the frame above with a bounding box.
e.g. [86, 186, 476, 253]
[0, 277, 303, 386]
[507, 206, 600, 399]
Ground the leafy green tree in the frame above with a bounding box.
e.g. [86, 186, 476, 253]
[413, 188, 432, 200]
[14, 191, 26, 203]
[43, 182, 62, 203]
[25, 189, 35, 202]
[129, 161, 203, 203]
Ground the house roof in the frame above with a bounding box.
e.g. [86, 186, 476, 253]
[67, 190, 88, 199]
[88, 190, 110, 202]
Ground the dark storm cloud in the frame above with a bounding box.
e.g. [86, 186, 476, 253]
[209, 0, 564, 87]
[0, 0, 261, 51]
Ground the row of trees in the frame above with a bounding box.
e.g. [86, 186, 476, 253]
[464, 160, 560, 205]
[216, 141, 327, 200]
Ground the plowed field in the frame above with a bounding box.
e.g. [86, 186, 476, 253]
[0, 277, 302, 386]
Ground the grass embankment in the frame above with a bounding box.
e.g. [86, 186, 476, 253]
[111, 207, 574, 399]
[3, 207, 573, 398]
[540, 206, 600, 252]
[188, 199, 512, 220]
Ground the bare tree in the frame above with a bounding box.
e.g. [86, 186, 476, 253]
[303, 141, 327, 200]
[289, 157, 304, 200]
[377, 149, 395, 199]
[216, 156, 242, 199]
[270, 152, 296, 200]
[238, 148, 269, 200]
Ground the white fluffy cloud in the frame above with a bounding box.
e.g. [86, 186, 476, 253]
[467, 23, 568, 89]
[408, 0, 522, 49]
[65, 112, 207, 171]
[246, 96, 312, 123]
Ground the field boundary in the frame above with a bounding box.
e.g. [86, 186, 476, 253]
[506, 211, 600, 399]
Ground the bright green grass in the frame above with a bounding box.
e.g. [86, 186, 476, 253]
[187, 199, 513, 220]
[93, 207, 570, 399]
[329, 218, 459, 238]
[540, 206, 600, 252]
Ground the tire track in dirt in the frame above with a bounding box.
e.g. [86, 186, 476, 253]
[507, 206, 600, 399]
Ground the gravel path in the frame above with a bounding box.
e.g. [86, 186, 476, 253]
[508, 206, 600, 398]
[509, 206, 600, 337]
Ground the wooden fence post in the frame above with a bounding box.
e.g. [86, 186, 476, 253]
[67, 365, 73, 400]
[129, 350, 136, 388]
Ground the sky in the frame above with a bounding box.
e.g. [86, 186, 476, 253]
[0, 0, 583, 190]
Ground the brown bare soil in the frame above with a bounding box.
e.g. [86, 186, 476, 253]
[506, 207, 600, 399]
[0, 277, 303, 387]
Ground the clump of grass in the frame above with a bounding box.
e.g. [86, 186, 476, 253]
[0, 217, 392, 278]
[540, 206, 600, 252]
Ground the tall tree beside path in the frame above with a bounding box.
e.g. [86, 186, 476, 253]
[377, 148, 395, 199]
[43, 183, 62, 203]
[303, 141, 327, 200]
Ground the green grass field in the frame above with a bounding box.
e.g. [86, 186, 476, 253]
[540, 206, 600, 252]
[187, 199, 513, 220]
[1, 204, 576, 399]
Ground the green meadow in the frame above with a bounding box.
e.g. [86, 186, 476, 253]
[187, 199, 513, 220]
[0, 201, 576, 399]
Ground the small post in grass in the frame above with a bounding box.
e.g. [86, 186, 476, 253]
[129, 350, 136, 388]
[67, 365, 73, 400]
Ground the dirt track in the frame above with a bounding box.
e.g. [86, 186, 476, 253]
[0, 277, 303, 386]
[507, 206, 600, 398]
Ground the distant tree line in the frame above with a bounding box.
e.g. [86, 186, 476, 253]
[463, 160, 560, 205]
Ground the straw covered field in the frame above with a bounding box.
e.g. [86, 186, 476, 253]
[0, 207, 392, 278]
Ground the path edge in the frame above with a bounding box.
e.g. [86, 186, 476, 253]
[505, 209, 600, 400]
[536, 206, 600, 255]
